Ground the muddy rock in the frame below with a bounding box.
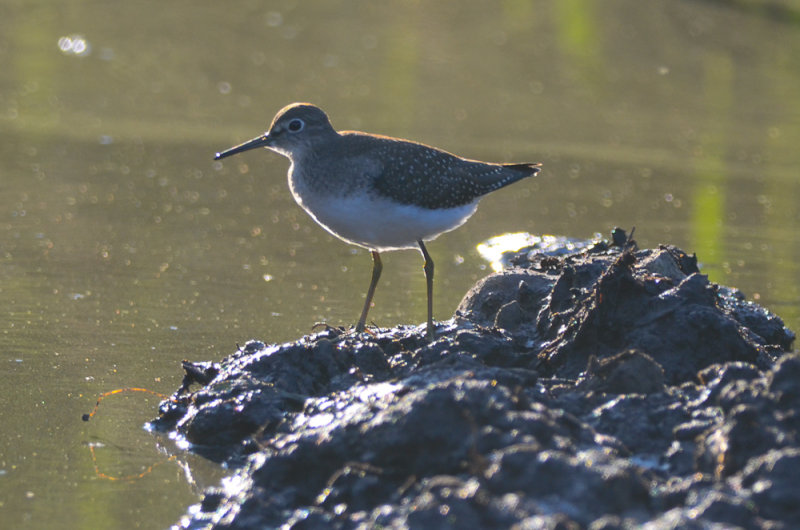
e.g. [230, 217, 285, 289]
[151, 231, 797, 528]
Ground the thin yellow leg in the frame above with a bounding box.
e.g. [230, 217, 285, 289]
[418, 241, 435, 341]
[355, 251, 382, 333]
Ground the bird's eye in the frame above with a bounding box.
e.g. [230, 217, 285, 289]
[287, 119, 304, 133]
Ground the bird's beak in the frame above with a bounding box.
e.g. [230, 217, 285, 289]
[214, 134, 272, 160]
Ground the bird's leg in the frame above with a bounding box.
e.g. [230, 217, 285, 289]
[418, 240, 435, 341]
[355, 251, 382, 333]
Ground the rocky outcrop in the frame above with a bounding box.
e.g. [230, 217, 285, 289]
[151, 233, 796, 528]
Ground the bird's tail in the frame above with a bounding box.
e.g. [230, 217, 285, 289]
[502, 162, 542, 176]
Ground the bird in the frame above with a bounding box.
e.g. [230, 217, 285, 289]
[214, 103, 541, 341]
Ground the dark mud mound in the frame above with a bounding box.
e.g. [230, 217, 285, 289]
[151, 233, 796, 528]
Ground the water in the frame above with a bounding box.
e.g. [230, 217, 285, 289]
[2, 1, 799, 527]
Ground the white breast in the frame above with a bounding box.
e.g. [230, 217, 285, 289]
[294, 192, 479, 251]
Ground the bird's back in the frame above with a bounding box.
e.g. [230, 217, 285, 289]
[336, 132, 540, 210]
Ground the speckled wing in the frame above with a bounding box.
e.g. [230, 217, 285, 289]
[366, 137, 541, 209]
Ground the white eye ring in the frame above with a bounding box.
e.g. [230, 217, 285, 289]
[287, 119, 305, 133]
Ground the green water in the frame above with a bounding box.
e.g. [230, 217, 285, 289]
[2, 1, 800, 528]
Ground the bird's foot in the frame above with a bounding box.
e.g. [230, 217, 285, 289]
[339, 321, 378, 342]
[425, 321, 437, 343]
[310, 322, 347, 338]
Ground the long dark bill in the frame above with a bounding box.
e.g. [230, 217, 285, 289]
[214, 134, 271, 160]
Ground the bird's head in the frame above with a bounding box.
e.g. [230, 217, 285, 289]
[214, 103, 337, 161]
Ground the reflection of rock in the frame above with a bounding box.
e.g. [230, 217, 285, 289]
[151, 231, 797, 529]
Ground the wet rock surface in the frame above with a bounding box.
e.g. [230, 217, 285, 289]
[151, 232, 797, 529]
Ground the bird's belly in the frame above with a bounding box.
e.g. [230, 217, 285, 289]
[296, 193, 479, 251]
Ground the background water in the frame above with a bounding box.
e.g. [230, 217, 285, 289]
[2, 1, 799, 527]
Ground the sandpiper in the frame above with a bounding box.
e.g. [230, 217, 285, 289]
[215, 103, 541, 340]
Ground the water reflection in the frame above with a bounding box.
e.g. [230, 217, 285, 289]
[57, 35, 91, 58]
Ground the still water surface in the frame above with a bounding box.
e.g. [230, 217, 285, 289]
[2, 1, 800, 528]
